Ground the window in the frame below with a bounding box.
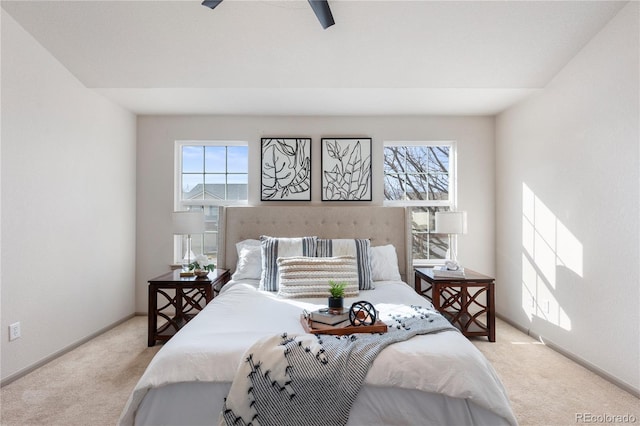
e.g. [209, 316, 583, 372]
[175, 141, 249, 263]
[383, 142, 456, 264]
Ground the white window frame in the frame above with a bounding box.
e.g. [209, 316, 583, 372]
[174, 140, 249, 264]
[382, 140, 458, 266]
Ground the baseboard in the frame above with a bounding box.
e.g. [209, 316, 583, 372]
[0, 313, 136, 387]
[496, 313, 640, 398]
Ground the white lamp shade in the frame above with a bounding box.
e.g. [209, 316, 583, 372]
[172, 211, 205, 235]
[435, 211, 468, 234]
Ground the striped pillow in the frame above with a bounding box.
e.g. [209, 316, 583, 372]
[277, 256, 359, 299]
[316, 239, 374, 290]
[260, 236, 317, 291]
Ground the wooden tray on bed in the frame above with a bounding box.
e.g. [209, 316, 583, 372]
[300, 315, 388, 335]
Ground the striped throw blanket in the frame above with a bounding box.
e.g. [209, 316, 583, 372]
[220, 305, 458, 426]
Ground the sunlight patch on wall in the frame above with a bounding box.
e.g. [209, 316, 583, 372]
[521, 183, 581, 331]
[556, 221, 583, 276]
[521, 253, 537, 320]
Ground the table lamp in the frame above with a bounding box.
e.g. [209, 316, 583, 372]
[172, 211, 205, 277]
[435, 211, 467, 265]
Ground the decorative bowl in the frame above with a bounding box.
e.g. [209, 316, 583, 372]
[194, 269, 209, 278]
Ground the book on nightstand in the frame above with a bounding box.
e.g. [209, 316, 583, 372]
[431, 266, 466, 278]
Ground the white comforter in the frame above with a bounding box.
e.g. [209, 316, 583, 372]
[120, 281, 517, 426]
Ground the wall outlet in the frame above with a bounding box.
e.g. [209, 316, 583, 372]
[9, 322, 21, 341]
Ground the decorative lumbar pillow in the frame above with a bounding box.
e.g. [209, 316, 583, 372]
[260, 236, 317, 291]
[232, 239, 263, 281]
[316, 239, 374, 290]
[277, 256, 359, 299]
[371, 244, 402, 281]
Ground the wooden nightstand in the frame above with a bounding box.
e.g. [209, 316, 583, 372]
[147, 268, 230, 346]
[414, 267, 495, 342]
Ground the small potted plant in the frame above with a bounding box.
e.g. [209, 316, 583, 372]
[189, 254, 216, 278]
[328, 280, 347, 312]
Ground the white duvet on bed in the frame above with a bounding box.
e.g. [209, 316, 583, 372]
[120, 280, 517, 426]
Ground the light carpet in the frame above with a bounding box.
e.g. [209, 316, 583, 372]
[1, 316, 638, 425]
[472, 319, 639, 425]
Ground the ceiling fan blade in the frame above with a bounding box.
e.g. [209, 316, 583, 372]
[202, 0, 334, 29]
[307, 0, 335, 29]
[202, 0, 223, 10]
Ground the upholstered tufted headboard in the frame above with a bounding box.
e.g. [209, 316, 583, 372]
[219, 206, 411, 282]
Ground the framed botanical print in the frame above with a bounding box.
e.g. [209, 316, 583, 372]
[321, 138, 372, 201]
[261, 138, 311, 201]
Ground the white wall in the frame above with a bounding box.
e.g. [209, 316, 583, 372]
[1, 12, 137, 381]
[136, 115, 495, 313]
[496, 2, 639, 393]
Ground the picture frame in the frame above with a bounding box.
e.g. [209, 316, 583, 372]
[261, 138, 311, 201]
[321, 138, 372, 201]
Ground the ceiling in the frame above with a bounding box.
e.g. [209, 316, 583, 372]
[1, 0, 626, 116]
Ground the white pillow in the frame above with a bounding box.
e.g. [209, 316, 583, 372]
[277, 256, 359, 299]
[370, 244, 401, 281]
[232, 239, 262, 281]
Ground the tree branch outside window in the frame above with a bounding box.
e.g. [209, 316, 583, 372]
[383, 144, 454, 262]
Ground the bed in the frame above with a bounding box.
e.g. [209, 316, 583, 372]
[120, 206, 517, 426]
